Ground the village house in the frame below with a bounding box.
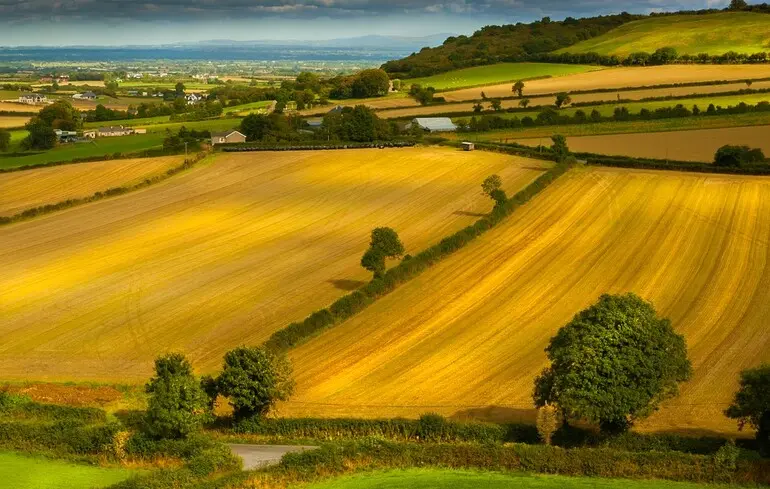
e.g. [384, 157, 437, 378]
[186, 93, 204, 105]
[73, 91, 97, 101]
[210, 130, 247, 145]
[18, 93, 48, 105]
[96, 126, 135, 137]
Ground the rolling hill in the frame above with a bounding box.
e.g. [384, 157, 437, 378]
[558, 12, 770, 56]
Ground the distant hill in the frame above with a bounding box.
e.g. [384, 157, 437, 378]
[381, 13, 644, 78]
[558, 12, 770, 56]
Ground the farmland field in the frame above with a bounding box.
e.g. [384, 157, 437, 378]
[441, 65, 770, 102]
[284, 167, 770, 433]
[306, 469, 745, 489]
[0, 132, 166, 169]
[0, 115, 29, 128]
[0, 451, 135, 489]
[559, 12, 770, 56]
[0, 101, 41, 113]
[512, 125, 770, 162]
[0, 147, 546, 381]
[0, 155, 186, 217]
[407, 63, 603, 91]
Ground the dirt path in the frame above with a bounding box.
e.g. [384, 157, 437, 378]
[228, 444, 317, 470]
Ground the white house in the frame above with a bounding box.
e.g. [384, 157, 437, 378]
[18, 93, 48, 105]
[210, 130, 247, 145]
[186, 93, 204, 105]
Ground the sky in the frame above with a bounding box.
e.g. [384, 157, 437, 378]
[0, 0, 731, 46]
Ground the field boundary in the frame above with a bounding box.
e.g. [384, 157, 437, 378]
[0, 150, 211, 227]
[220, 141, 416, 152]
[264, 148, 566, 352]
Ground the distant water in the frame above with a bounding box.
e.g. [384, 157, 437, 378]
[0, 45, 415, 63]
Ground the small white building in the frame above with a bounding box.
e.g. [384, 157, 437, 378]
[186, 93, 204, 105]
[412, 117, 457, 132]
[97, 126, 135, 137]
[19, 93, 48, 105]
[211, 130, 247, 145]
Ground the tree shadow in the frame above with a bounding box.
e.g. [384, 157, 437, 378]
[453, 210, 488, 218]
[328, 279, 367, 291]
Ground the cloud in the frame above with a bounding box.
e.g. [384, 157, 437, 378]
[0, 0, 732, 23]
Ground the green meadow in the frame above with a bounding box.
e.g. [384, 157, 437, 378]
[0, 452, 135, 489]
[559, 12, 770, 56]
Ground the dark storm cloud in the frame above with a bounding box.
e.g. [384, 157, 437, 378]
[0, 0, 729, 22]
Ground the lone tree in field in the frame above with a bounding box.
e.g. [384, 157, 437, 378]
[551, 135, 570, 163]
[729, 0, 748, 9]
[361, 227, 405, 278]
[725, 364, 770, 457]
[554, 92, 572, 109]
[216, 346, 295, 421]
[534, 293, 692, 434]
[513, 80, 525, 97]
[482, 174, 507, 207]
[519, 98, 531, 109]
[144, 353, 211, 439]
[490, 99, 502, 112]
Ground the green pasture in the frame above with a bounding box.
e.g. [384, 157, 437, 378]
[559, 12, 770, 56]
[84, 115, 172, 128]
[224, 100, 274, 115]
[0, 451, 135, 489]
[306, 469, 744, 489]
[0, 132, 166, 170]
[407, 63, 603, 91]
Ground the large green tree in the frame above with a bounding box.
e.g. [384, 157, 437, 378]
[361, 227, 405, 278]
[725, 364, 770, 457]
[714, 145, 766, 167]
[144, 353, 211, 439]
[22, 118, 57, 150]
[36, 100, 81, 130]
[534, 293, 692, 433]
[351, 69, 390, 98]
[216, 346, 295, 421]
[551, 134, 570, 163]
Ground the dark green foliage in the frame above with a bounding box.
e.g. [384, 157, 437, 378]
[23, 117, 56, 150]
[714, 145, 766, 167]
[554, 92, 572, 108]
[725, 364, 770, 456]
[144, 353, 212, 439]
[0, 128, 10, 152]
[729, 0, 749, 10]
[361, 227, 406, 278]
[216, 346, 295, 421]
[551, 134, 570, 162]
[534, 293, 692, 433]
[361, 247, 386, 278]
[481, 174, 502, 196]
[36, 100, 82, 130]
[489, 188, 508, 207]
[513, 80, 525, 97]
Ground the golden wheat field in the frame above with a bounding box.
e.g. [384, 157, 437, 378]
[442, 65, 770, 102]
[0, 147, 546, 381]
[0, 102, 41, 113]
[0, 156, 186, 217]
[512, 125, 770, 163]
[283, 167, 770, 434]
[0, 116, 30, 128]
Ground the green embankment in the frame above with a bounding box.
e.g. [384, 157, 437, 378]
[0, 451, 135, 489]
[558, 12, 770, 56]
[306, 469, 746, 489]
[407, 63, 603, 91]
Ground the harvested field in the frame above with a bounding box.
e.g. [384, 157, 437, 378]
[512, 125, 770, 163]
[0, 102, 41, 113]
[0, 147, 546, 381]
[0, 116, 30, 128]
[0, 156, 186, 217]
[298, 96, 418, 116]
[284, 167, 770, 433]
[377, 81, 770, 119]
[441, 65, 770, 102]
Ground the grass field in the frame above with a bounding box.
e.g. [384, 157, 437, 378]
[0, 133, 166, 169]
[559, 12, 770, 56]
[224, 100, 274, 115]
[83, 115, 172, 129]
[284, 167, 770, 433]
[0, 147, 546, 381]
[0, 451, 135, 489]
[0, 155, 185, 217]
[512, 125, 770, 163]
[455, 111, 770, 141]
[306, 469, 744, 489]
[441, 65, 770, 102]
[407, 63, 603, 91]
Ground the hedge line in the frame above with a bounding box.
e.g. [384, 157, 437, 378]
[264, 154, 568, 352]
[0, 150, 210, 227]
[243, 439, 770, 488]
[220, 141, 416, 152]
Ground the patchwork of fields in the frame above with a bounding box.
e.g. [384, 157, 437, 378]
[0, 155, 186, 216]
[284, 167, 770, 433]
[512, 125, 770, 162]
[441, 65, 770, 102]
[0, 148, 545, 381]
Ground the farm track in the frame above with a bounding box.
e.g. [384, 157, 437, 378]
[512, 125, 770, 163]
[441, 65, 770, 102]
[284, 167, 770, 433]
[0, 147, 546, 381]
[0, 156, 186, 217]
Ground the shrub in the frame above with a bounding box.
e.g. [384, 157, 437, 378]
[536, 404, 560, 445]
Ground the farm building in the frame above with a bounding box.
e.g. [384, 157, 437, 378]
[54, 129, 78, 143]
[96, 126, 135, 137]
[73, 91, 97, 100]
[18, 93, 48, 105]
[412, 117, 457, 132]
[211, 130, 247, 145]
[186, 93, 204, 105]
[462, 142, 475, 151]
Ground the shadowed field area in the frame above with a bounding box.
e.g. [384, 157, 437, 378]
[284, 167, 770, 433]
[0, 147, 546, 381]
